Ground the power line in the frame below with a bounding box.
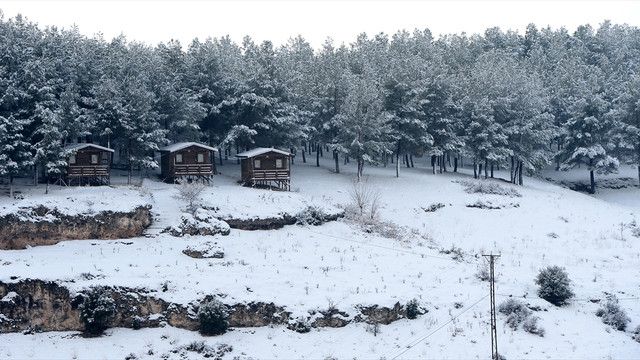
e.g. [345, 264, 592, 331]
[388, 294, 489, 360]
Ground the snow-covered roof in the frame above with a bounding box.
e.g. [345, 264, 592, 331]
[158, 142, 218, 153]
[64, 143, 114, 152]
[235, 147, 294, 159]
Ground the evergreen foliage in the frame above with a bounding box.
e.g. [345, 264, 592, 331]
[535, 266, 574, 306]
[197, 298, 229, 336]
[78, 286, 116, 336]
[405, 298, 420, 320]
[1, 14, 640, 187]
[596, 296, 631, 331]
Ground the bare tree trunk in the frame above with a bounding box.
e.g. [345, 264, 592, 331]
[478, 163, 483, 179]
[484, 158, 488, 179]
[590, 169, 596, 194]
[518, 160, 523, 185]
[395, 153, 400, 178]
[510, 156, 515, 183]
[334, 150, 340, 174]
[441, 154, 446, 172]
[357, 157, 364, 182]
[405, 154, 410, 168]
[454, 157, 458, 172]
[302, 148, 306, 163]
[316, 143, 320, 167]
[473, 160, 477, 179]
[431, 155, 436, 174]
[9, 176, 14, 198]
[490, 165, 494, 178]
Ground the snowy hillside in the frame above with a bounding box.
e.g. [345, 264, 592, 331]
[1, 157, 639, 359]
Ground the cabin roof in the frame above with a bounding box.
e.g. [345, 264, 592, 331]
[236, 147, 295, 159]
[64, 143, 114, 153]
[158, 142, 218, 153]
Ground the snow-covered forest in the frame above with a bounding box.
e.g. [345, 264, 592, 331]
[1, 13, 640, 191]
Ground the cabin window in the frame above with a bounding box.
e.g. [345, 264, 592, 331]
[275, 159, 283, 168]
[91, 154, 99, 165]
[197, 153, 205, 163]
[175, 153, 183, 164]
[69, 155, 76, 165]
[254, 159, 261, 169]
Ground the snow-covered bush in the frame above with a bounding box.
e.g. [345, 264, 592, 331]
[347, 177, 382, 219]
[633, 325, 640, 343]
[197, 298, 229, 336]
[498, 299, 531, 330]
[522, 316, 545, 337]
[535, 265, 574, 306]
[296, 205, 328, 226]
[289, 317, 311, 333]
[458, 180, 522, 197]
[596, 296, 631, 331]
[176, 179, 207, 214]
[476, 263, 490, 282]
[405, 298, 420, 320]
[165, 211, 230, 237]
[78, 286, 116, 336]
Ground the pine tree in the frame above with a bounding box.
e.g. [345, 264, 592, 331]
[32, 104, 70, 193]
[330, 74, 391, 181]
[0, 115, 33, 197]
[557, 64, 618, 193]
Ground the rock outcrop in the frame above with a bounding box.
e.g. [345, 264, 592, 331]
[0, 205, 152, 250]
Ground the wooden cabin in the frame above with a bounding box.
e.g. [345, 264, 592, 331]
[236, 148, 295, 191]
[158, 142, 217, 183]
[64, 143, 114, 186]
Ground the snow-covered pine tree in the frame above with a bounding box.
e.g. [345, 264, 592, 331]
[0, 115, 33, 197]
[330, 73, 391, 181]
[384, 30, 433, 177]
[33, 104, 71, 193]
[557, 64, 618, 193]
[152, 40, 205, 142]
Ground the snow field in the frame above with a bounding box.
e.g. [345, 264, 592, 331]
[0, 157, 639, 359]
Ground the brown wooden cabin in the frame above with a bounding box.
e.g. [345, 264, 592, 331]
[158, 142, 218, 183]
[64, 143, 114, 186]
[236, 148, 295, 191]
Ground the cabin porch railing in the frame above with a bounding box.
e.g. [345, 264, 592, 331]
[68, 165, 110, 177]
[248, 169, 290, 181]
[174, 164, 214, 176]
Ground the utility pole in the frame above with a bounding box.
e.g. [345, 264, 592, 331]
[483, 254, 500, 360]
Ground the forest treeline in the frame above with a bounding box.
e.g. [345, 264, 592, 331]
[1, 13, 639, 191]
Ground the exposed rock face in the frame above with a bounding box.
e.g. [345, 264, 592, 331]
[0, 205, 152, 250]
[0, 280, 81, 332]
[0, 279, 412, 334]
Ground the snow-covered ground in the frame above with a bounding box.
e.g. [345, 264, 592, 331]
[0, 157, 639, 359]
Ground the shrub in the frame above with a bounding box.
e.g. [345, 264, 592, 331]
[535, 266, 574, 306]
[177, 179, 207, 214]
[632, 325, 640, 343]
[498, 299, 531, 330]
[522, 316, 545, 337]
[596, 296, 631, 331]
[296, 205, 327, 226]
[347, 177, 382, 219]
[198, 298, 229, 336]
[458, 180, 522, 197]
[290, 317, 311, 333]
[78, 286, 116, 336]
[406, 298, 420, 320]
